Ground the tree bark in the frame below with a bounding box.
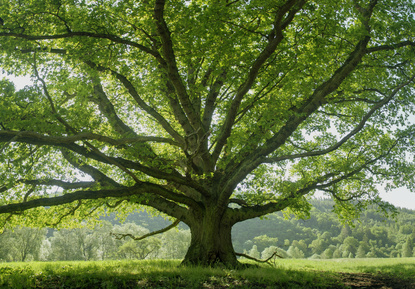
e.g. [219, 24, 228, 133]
[181, 206, 240, 267]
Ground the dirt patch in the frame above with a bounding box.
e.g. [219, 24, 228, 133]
[338, 272, 415, 289]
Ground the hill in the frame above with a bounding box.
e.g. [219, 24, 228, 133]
[1, 198, 414, 262]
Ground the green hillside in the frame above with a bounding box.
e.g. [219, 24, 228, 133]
[232, 199, 415, 259]
[1, 199, 414, 262]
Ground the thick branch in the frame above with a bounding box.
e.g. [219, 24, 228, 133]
[211, 0, 306, 163]
[84, 60, 186, 144]
[154, 0, 202, 131]
[0, 179, 95, 194]
[108, 69, 186, 143]
[0, 186, 135, 214]
[0, 31, 159, 57]
[202, 71, 227, 131]
[367, 40, 415, 53]
[90, 79, 138, 137]
[0, 182, 200, 215]
[0, 132, 208, 194]
[220, 34, 373, 200]
[0, 131, 179, 147]
[230, 138, 399, 223]
[264, 74, 415, 163]
[60, 149, 121, 188]
[139, 196, 193, 224]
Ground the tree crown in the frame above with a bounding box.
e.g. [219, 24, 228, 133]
[0, 0, 414, 230]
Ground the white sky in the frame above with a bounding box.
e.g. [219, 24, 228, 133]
[380, 188, 415, 210]
[2, 74, 415, 210]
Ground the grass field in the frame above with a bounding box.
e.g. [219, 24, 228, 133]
[0, 258, 414, 288]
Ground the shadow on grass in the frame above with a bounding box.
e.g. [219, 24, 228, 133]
[0, 260, 344, 289]
[3, 259, 414, 288]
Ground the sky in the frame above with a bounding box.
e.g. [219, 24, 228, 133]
[380, 188, 415, 210]
[2, 74, 415, 211]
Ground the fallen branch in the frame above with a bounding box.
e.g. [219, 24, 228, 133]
[235, 251, 283, 266]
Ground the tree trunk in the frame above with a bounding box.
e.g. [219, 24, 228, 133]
[181, 206, 240, 268]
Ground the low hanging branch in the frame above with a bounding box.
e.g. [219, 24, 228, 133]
[111, 219, 180, 241]
[235, 251, 284, 266]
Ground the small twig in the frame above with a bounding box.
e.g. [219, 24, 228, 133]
[46, 200, 82, 227]
[23, 185, 36, 202]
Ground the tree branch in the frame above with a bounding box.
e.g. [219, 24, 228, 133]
[0, 130, 180, 147]
[90, 78, 139, 137]
[111, 219, 180, 241]
[46, 200, 82, 227]
[220, 31, 373, 200]
[264, 74, 415, 163]
[0, 182, 200, 216]
[0, 186, 135, 214]
[211, 0, 306, 164]
[154, 0, 203, 131]
[235, 251, 283, 266]
[84, 60, 186, 144]
[60, 149, 121, 188]
[230, 136, 401, 223]
[367, 40, 415, 53]
[0, 31, 159, 57]
[0, 179, 95, 194]
[0, 131, 209, 194]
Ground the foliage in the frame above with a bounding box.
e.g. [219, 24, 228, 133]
[233, 199, 415, 260]
[1, 0, 415, 265]
[0, 227, 46, 262]
[0, 199, 414, 262]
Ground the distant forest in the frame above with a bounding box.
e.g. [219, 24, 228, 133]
[1, 199, 414, 262]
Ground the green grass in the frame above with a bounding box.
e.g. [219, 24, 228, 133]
[272, 257, 415, 278]
[0, 258, 414, 288]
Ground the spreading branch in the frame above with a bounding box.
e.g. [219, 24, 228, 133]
[264, 74, 415, 164]
[0, 131, 208, 194]
[220, 29, 373, 199]
[211, 0, 307, 163]
[111, 219, 180, 241]
[0, 31, 159, 57]
[154, 0, 203, 131]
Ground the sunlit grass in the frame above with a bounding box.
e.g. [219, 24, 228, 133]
[0, 258, 414, 288]
[273, 258, 415, 278]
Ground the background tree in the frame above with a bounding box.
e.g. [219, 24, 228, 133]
[402, 236, 413, 257]
[1, 0, 415, 267]
[355, 241, 370, 258]
[0, 227, 46, 261]
[158, 229, 190, 259]
[112, 223, 162, 259]
[94, 220, 118, 260]
[252, 235, 279, 252]
[49, 228, 90, 261]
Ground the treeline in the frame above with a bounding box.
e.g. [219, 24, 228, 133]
[0, 199, 414, 262]
[0, 222, 190, 262]
[233, 199, 415, 260]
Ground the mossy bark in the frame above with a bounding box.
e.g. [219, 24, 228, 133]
[181, 206, 240, 268]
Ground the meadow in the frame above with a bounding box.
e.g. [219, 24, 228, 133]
[0, 258, 414, 288]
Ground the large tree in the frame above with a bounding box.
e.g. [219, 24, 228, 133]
[0, 0, 415, 267]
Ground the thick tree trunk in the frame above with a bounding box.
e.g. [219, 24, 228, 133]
[181, 206, 240, 267]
